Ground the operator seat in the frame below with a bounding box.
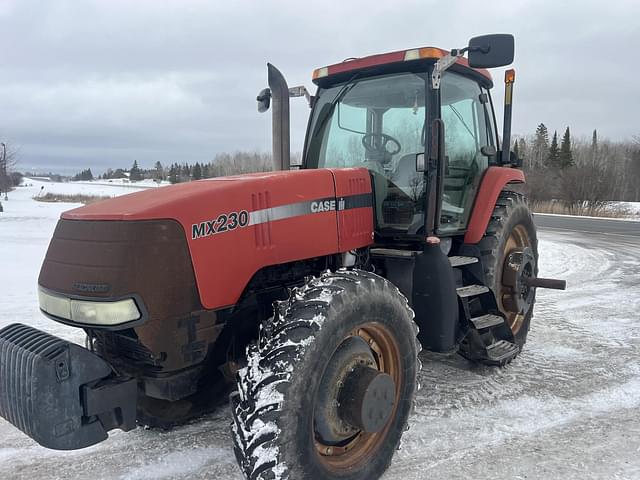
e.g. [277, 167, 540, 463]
[393, 154, 422, 190]
[359, 160, 389, 228]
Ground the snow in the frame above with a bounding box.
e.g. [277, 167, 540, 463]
[536, 211, 640, 222]
[121, 448, 229, 480]
[618, 201, 640, 215]
[1, 181, 640, 479]
[18, 177, 165, 199]
[533, 201, 640, 221]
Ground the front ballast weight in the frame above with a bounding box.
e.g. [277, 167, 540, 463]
[0, 323, 137, 450]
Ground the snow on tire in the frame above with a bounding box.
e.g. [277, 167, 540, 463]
[231, 269, 420, 480]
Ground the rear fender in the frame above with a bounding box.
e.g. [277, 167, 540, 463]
[463, 167, 525, 244]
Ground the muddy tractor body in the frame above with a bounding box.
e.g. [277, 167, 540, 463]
[0, 34, 564, 479]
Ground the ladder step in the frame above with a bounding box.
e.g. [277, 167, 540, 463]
[484, 340, 520, 365]
[449, 255, 479, 267]
[470, 314, 504, 330]
[456, 284, 490, 298]
[370, 248, 420, 258]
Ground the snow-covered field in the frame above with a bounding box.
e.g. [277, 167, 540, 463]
[620, 201, 640, 216]
[22, 177, 164, 198]
[1, 180, 640, 479]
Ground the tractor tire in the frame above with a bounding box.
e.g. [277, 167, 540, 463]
[231, 269, 420, 480]
[478, 190, 538, 348]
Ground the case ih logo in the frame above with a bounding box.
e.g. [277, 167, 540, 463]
[310, 198, 346, 213]
[73, 282, 111, 293]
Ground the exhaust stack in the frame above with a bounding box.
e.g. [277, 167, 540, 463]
[501, 69, 515, 165]
[267, 63, 290, 171]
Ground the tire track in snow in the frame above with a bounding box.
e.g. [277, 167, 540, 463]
[385, 228, 640, 479]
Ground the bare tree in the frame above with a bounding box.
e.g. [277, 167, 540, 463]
[630, 135, 640, 201]
[0, 142, 19, 196]
[208, 151, 272, 177]
[557, 163, 616, 214]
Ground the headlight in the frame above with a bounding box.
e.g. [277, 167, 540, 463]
[38, 288, 141, 326]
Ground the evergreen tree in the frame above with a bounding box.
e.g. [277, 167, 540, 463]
[169, 164, 179, 184]
[154, 161, 164, 181]
[130, 160, 142, 181]
[72, 168, 94, 181]
[591, 129, 598, 164]
[192, 162, 202, 180]
[547, 131, 559, 168]
[202, 163, 210, 179]
[559, 127, 573, 168]
[518, 138, 527, 157]
[533, 123, 549, 167]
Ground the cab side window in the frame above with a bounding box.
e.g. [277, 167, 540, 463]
[439, 73, 491, 232]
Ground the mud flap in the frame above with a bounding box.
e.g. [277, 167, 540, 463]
[0, 323, 137, 450]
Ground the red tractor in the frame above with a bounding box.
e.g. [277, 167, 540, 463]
[0, 34, 564, 479]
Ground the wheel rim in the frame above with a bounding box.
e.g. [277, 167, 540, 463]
[313, 322, 402, 471]
[499, 224, 535, 334]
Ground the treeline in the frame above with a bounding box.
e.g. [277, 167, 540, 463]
[0, 171, 23, 190]
[72, 168, 94, 181]
[73, 151, 275, 184]
[515, 125, 640, 211]
[166, 152, 272, 183]
[68, 132, 640, 213]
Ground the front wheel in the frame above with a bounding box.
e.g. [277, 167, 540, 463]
[478, 191, 538, 348]
[231, 270, 420, 480]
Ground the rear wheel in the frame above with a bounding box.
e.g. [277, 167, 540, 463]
[231, 270, 419, 480]
[478, 191, 538, 348]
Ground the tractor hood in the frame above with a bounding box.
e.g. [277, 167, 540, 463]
[62, 171, 303, 222]
[54, 168, 373, 310]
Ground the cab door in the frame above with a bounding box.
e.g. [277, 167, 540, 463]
[438, 72, 496, 233]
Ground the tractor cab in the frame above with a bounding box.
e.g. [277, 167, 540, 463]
[262, 35, 515, 245]
[305, 63, 496, 237]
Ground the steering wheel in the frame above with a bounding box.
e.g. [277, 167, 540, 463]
[361, 133, 402, 156]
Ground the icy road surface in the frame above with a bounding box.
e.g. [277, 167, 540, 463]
[1, 181, 639, 480]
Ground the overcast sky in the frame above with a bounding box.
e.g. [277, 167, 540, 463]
[1, 0, 639, 174]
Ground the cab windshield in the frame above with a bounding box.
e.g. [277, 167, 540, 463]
[305, 72, 427, 233]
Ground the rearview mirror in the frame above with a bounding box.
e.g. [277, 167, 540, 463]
[467, 34, 514, 68]
[257, 88, 271, 113]
[338, 103, 367, 134]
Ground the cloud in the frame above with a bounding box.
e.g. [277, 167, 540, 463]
[0, 0, 638, 173]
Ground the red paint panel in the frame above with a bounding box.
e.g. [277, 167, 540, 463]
[63, 170, 339, 309]
[330, 168, 374, 252]
[314, 46, 491, 84]
[326, 51, 407, 76]
[464, 167, 525, 244]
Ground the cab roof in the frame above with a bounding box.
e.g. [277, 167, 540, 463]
[312, 46, 492, 88]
